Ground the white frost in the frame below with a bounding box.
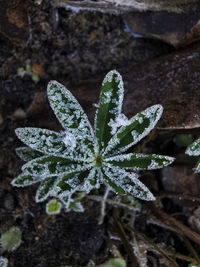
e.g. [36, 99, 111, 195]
[62, 130, 76, 150]
[103, 104, 163, 156]
[186, 138, 200, 156]
[108, 113, 129, 135]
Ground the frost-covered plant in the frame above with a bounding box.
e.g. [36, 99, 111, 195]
[12, 70, 174, 213]
[0, 257, 8, 267]
[186, 138, 200, 173]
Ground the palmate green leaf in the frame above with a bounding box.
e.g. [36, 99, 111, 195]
[186, 138, 200, 156]
[102, 165, 155, 200]
[12, 70, 175, 213]
[46, 199, 62, 215]
[95, 70, 124, 151]
[16, 146, 43, 162]
[11, 173, 41, 187]
[47, 80, 95, 153]
[21, 155, 92, 178]
[105, 153, 174, 170]
[36, 176, 57, 202]
[103, 105, 163, 157]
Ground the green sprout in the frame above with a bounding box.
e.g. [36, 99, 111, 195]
[12, 70, 174, 214]
[17, 64, 40, 83]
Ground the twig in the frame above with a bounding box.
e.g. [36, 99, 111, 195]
[124, 224, 196, 266]
[146, 203, 200, 246]
[113, 210, 140, 267]
[183, 237, 200, 264]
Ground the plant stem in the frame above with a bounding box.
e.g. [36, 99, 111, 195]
[98, 185, 110, 224]
[87, 195, 138, 211]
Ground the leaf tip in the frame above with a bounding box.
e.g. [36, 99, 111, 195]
[154, 104, 163, 116]
[11, 177, 22, 187]
[166, 156, 175, 165]
[47, 80, 58, 90]
[15, 128, 23, 138]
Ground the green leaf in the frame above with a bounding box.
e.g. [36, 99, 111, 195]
[15, 127, 82, 160]
[36, 176, 57, 202]
[85, 167, 103, 189]
[68, 201, 84, 212]
[47, 80, 95, 153]
[22, 155, 91, 178]
[1, 227, 21, 251]
[11, 173, 41, 187]
[56, 172, 75, 192]
[46, 199, 62, 215]
[102, 165, 155, 201]
[105, 153, 174, 169]
[194, 158, 200, 173]
[32, 74, 40, 83]
[57, 194, 71, 207]
[57, 168, 100, 193]
[105, 258, 126, 267]
[103, 105, 163, 156]
[16, 147, 43, 162]
[186, 138, 200, 156]
[0, 257, 8, 267]
[95, 70, 124, 151]
[56, 169, 98, 207]
[59, 169, 92, 192]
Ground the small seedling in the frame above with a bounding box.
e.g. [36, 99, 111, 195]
[12, 70, 174, 214]
[18, 64, 40, 83]
[1, 227, 22, 252]
[46, 199, 62, 215]
[186, 138, 200, 173]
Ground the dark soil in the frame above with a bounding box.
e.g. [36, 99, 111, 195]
[1, 1, 199, 266]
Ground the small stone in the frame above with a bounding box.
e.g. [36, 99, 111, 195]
[13, 108, 26, 119]
[32, 63, 44, 75]
[188, 207, 200, 234]
[34, 0, 43, 4]
[3, 193, 15, 211]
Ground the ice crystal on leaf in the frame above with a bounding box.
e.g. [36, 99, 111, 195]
[12, 70, 174, 213]
[0, 257, 8, 267]
[186, 138, 200, 173]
